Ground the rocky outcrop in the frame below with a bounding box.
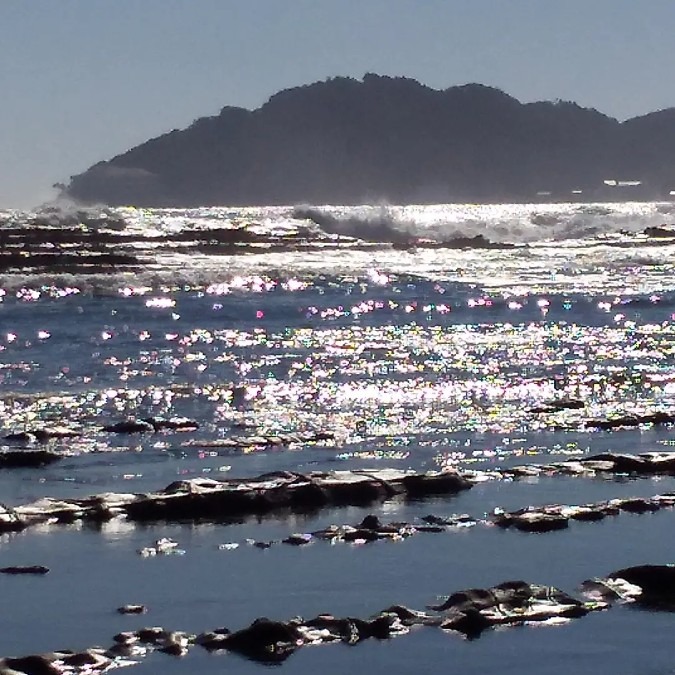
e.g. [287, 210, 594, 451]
[491, 494, 675, 533]
[583, 565, 675, 609]
[0, 566, 49, 575]
[584, 412, 675, 430]
[474, 451, 675, 481]
[101, 417, 199, 433]
[529, 399, 585, 414]
[0, 468, 471, 535]
[181, 429, 334, 448]
[0, 451, 61, 469]
[231, 513, 475, 550]
[0, 578, 605, 671]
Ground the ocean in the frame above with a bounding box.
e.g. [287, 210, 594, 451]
[1, 201, 675, 674]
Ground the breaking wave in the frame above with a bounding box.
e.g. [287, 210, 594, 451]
[292, 202, 675, 244]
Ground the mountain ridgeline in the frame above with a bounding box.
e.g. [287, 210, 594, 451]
[63, 74, 675, 206]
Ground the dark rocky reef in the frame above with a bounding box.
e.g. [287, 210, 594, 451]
[644, 226, 675, 238]
[0, 450, 61, 469]
[181, 429, 333, 449]
[529, 399, 585, 414]
[0, 578, 605, 672]
[491, 493, 674, 533]
[482, 451, 675, 480]
[236, 492, 675, 549]
[0, 468, 471, 534]
[583, 565, 675, 609]
[4, 451, 675, 537]
[0, 225, 142, 274]
[62, 74, 675, 207]
[231, 512, 475, 550]
[584, 411, 675, 430]
[116, 605, 147, 615]
[0, 565, 49, 575]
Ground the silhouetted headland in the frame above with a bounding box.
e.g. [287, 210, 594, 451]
[62, 74, 675, 206]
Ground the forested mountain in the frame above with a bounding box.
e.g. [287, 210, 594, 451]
[63, 74, 675, 206]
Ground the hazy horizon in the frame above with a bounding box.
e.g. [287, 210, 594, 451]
[3, 0, 675, 209]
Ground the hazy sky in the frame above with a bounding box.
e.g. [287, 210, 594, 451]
[2, 0, 675, 208]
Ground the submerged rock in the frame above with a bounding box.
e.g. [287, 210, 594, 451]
[0, 566, 49, 575]
[101, 419, 155, 434]
[0, 450, 61, 470]
[584, 412, 675, 430]
[182, 429, 334, 449]
[117, 605, 147, 615]
[142, 417, 199, 432]
[530, 399, 585, 414]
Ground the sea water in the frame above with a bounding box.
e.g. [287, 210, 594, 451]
[1, 201, 675, 673]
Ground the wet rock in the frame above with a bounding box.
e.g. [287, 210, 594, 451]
[492, 508, 569, 533]
[310, 513, 423, 544]
[380, 605, 442, 626]
[0, 566, 49, 575]
[15, 498, 84, 524]
[249, 540, 274, 549]
[421, 513, 474, 527]
[5, 427, 81, 443]
[579, 452, 675, 475]
[644, 226, 675, 238]
[490, 494, 665, 534]
[614, 498, 661, 513]
[138, 537, 183, 557]
[117, 604, 147, 614]
[112, 630, 139, 645]
[580, 577, 643, 603]
[497, 452, 675, 479]
[135, 627, 173, 645]
[530, 399, 585, 413]
[585, 412, 675, 430]
[194, 628, 231, 650]
[182, 429, 334, 450]
[0, 573, 626, 669]
[514, 513, 569, 533]
[0, 450, 61, 469]
[607, 564, 675, 608]
[156, 631, 192, 657]
[431, 580, 598, 637]
[506, 465, 543, 478]
[0, 468, 471, 534]
[218, 618, 304, 663]
[59, 649, 110, 669]
[101, 419, 155, 434]
[1, 655, 62, 675]
[142, 417, 199, 432]
[282, 533, 313, 546]
[0, 505, 27, 534]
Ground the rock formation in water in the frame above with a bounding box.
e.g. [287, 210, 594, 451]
[0, 577, 609, 672]
[0, 468, 473, 534]
[62, 74, 675, 207]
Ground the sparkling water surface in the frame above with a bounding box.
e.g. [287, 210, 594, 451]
[1, 202, 675, 673]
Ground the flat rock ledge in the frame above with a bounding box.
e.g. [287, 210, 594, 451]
[477, 451, 675, 481]
[491, 493, 675, 533]
[0, 468, 471, 534]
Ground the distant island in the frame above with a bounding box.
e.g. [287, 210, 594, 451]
[62, 74, 675, 206]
